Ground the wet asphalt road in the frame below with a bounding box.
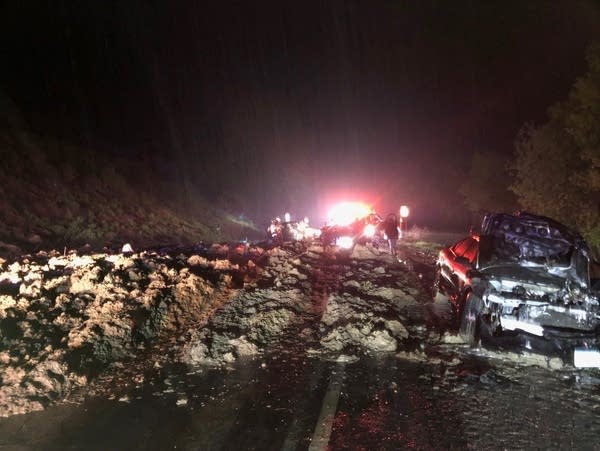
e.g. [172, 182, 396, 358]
[2, 242, 600, 449]
[3, 345, 600, 450]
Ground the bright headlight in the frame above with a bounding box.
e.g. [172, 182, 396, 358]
[328, 202, 371, 226]
[364, 224, 376, 238]
[336, 236, 354, 249]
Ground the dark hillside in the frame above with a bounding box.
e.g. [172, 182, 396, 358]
[0, 99, 255, 254]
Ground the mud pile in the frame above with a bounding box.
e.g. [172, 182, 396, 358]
[0, 242, 433, 417]
[181, 245, 431, 366]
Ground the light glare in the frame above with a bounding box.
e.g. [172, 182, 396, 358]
[336, 236, 354, 249]
[328, 202, 371, 226]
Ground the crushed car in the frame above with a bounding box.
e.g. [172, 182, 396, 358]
[434, 211, 600, 367]
[267, 215, 321, 245]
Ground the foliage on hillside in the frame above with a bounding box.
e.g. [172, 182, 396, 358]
[510, 43, 600, 251]
[0, 124, 254, 252]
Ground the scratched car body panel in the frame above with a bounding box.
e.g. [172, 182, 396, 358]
[435, 212, 600, 366]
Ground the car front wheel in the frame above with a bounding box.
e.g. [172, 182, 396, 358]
[459, 292, 482, 346]
[432, 268, 449, 303]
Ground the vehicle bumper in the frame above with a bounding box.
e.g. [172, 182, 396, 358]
[494, 326, 600, 368]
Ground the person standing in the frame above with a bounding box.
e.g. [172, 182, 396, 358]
[383, 213, 400, 256]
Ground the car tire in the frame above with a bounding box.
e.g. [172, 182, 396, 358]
[459, 292, 482, 346]
[432, 268, 449, 303]
[479, 310, 500, 342]
[433, 290, 448, 304]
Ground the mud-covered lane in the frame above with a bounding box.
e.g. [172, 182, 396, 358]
[0, 241, 433, 418]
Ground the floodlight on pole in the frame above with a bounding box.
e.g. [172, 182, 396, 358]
[399, 205, 410, 236]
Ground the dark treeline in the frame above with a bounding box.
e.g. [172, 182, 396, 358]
[460, 44, 600, 251]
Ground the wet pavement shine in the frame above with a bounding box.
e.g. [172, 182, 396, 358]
[2, 347, 600, 450]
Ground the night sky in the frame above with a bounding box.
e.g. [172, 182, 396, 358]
[3, 1, 600, 227]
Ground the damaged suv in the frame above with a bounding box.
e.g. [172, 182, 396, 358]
[434, 212, 600, 367]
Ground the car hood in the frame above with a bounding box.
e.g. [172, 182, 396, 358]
[479, 212, 591, 289]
